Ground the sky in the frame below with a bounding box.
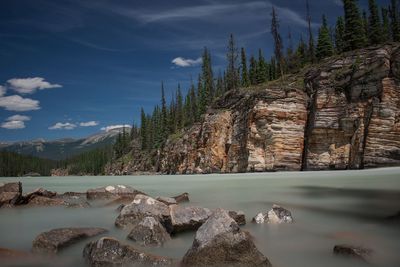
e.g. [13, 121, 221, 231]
[0, 0, 391, 142]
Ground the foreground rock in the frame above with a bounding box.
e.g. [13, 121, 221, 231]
[115, 194, 172, 232]
[26, 196, 67, 207]
[228, 210, 246, 225]
[86, 185, 145, 200]
[173, 192, 189, 203]
[83, 237, 174, 267]
[156, 196, 177, 206]
[333, 244, 373, 262]
[253, 204, 293, 224]
[0, 182, 22, 207]
[32, 227, 107, 254]
[170, 205, 212, 234]
[18, 188, 59, 206]
[127, 217, 171, 247]
[182, 209, 271, 267]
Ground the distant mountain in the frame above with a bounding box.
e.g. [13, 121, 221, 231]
[0, 128, 123, 160]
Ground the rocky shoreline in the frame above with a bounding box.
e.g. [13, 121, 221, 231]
[0, 181, 379, 266]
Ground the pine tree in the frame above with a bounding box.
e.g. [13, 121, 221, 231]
[389, 0, 400, 41]
[226, 34, 239, 90]
[176, 84, 184, 131]
[363, 10, 369, 42]
[343, 0, 367, 51]
[270, 57, 277, 81]
[215, 72, 224, 97]
[197, 74, 207, 116]
[368, 0, 382, 45]
[201, 47, 214, 102]
[382, 7, 391, 42]
[140, 107, 147, 150]
[296, 35, 308, 67]
[249, 55, 258, 85]
[271, 7, 284, 79]
[160, 82, 168, 142]
[189, 79, 198, 122]
[335, 16, 345, 53]
[316, 15, 334, 60]
[286, 28, 296, 72]
[306, 0, 316, 63]
[240, 47, 250, 87]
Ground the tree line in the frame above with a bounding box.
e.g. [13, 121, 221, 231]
[124, 0, 400, 156]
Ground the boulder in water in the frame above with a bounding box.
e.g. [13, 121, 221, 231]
[32, 227, 107, 254]
[253, 204, 293, 224]
[156, 196, 178, 206]
[127, 216, 171, 247]
[0, 182, 22, 207]
[86, 185, 145, 200]
[83, 237, 174, 267]
[182, 208, 272, 267]
[228, 210, 246, 226]
[115, 194, 171, 232]
[170, 205, 212, 234]
[333, 244, 373, 261]
[173, 192, 189, 203]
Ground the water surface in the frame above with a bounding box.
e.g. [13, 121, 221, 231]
[1, 167, 400, 267]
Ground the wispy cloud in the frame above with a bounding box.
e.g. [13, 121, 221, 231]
[80, 121, 99, 127]
[49, 122, 77, 130]
[172, 57, 202, 67]
[101, 124, 131, 132]
[0, 85, 6, 97]
[7, 77, 62, 94]
[1, 114, 31, 130]
[0, 95, 40, 111]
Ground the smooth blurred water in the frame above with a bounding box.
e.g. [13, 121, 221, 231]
[1, 167, 400, 267]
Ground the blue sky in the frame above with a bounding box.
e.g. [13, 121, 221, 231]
[0, 0, 391, 141]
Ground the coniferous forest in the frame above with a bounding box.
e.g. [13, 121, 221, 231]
[123, 0, 400, 159]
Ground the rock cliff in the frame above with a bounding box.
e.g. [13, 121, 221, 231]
[111, 44, 400, 174]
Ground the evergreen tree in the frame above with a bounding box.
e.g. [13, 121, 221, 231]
[270, 57, 277, 81]
[140, 107, 147, 150]
[382, 7, 391, 42]
[335, 16, 345, 53]
[201, 47, 214, 101]
[286, 28, 297, 72]
[249, 55, 258, 85]
[368, 0, 382, 45]
[197, 74, 207, 116]
[316, 15, 334, 60]
[296, 35, 308, 67]
[363, 10, 369, 41]
[160, 82, 168, 141]
[176, 84, 184, 131]
[240, 47, 250, 87]
[189, 79, 198, 122]
[226, 34, 239, 90]
[389, 0, 400, 41]
[271, 7, 284, 78]
[257, 49, 268, 83]
[343, 0, 367, 51]
[306, 0, 316, 63]
[215, 72, 224, 97]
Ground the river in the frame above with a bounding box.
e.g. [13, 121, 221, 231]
[1, 167, 400, 267]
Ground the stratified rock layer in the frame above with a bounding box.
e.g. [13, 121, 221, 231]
[108, 44, 400, 174]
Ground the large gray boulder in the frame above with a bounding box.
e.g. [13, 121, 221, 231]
[32, 227, 107, 254]
[0, 182, 22, 207]
[170, 205, 212, 234]
[86, 185, 145, 200]
[253, 204, 293, 224]
[182, 209, 271, 267]
[127, 217, 171, 247]
[83, 237, 174, 267]
[115, 194, 172, 232]
[18, 188, 58, 205]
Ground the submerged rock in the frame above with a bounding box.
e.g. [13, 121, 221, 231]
[32, 227, 107, 254]
[228, 210, 246, 226]
[0, 182, 22, 207]
[156, 196, 178, 206]
[86, 185, 145, 200]
[173, 192, 189, 203]
[115, 194, 171, 232]
[182, 208, 271, 267]
[83, 237, 174, 267]
[127, 216, 171, 247]
[333, 244, 373, 262]
[253, 204, 293, 224]
[170, 205, 212, 234]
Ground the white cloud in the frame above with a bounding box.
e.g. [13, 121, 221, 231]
[172, 57, 202, 67]
[6, 114, 31, 121]
[1, 114, 32, 130]
[0, 95, 40, 111]
[49, 122, 77, 130]
[101, 124, 132, 132]
[0, 85, 6, 97]
[80, 121, 99, 127]
[1, 120, 26, 130]
[7, 77, 62, 94]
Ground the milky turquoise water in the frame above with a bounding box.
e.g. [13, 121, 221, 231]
[1, 167, 400, 267]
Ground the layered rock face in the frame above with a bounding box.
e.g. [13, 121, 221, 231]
[117, 44, 400, 174]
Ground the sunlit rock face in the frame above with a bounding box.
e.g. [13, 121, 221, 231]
[112, 44, 400, 174]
